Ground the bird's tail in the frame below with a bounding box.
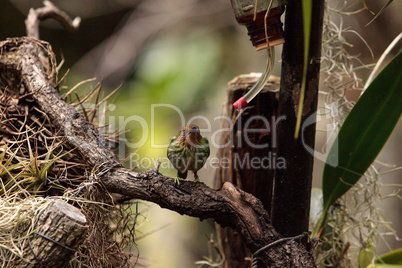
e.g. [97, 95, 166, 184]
[178, 170, 188, 179]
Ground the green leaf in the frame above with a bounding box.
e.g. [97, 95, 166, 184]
[368, 265, 402, 268]
[366, 0, 393, 26]
[375, 248, 402, 265]
[359, 242, 375, 268]
[38, 149, 71, 181]
[295, 0, 312, 139]
[322, 52, 402, 212]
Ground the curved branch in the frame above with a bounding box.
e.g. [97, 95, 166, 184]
[25, 1, 81, 39]
[0, 37, 316, 267]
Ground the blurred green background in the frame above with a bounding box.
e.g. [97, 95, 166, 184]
[1, 0, 400, 267]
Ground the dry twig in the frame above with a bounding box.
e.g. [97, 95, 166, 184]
[25, 0, 80, 39]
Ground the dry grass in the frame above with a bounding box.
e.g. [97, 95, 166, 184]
[0, 67, 137, 267]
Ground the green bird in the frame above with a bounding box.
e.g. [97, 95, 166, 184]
[167, 125, 210, 184]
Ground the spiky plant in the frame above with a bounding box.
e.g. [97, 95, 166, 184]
[0, 58, 138, 267]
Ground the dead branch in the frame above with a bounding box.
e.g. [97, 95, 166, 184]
[25, 0, 80, 39]
[0, 37, 316, 267]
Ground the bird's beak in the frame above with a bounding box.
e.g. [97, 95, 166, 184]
[185, 128, 199, 137]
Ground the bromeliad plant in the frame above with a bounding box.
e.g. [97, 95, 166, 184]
[0, 142, 71, 196]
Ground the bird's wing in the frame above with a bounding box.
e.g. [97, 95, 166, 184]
[167, 137, 176, 157]
[202, 138, 210, 157]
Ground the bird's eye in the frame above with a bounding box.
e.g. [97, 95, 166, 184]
[192, 126, 198, 130]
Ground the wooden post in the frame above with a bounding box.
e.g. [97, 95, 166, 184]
[15, 200, 87, 268]
[272, 0, 325, 240]
[214, 74, 279, 268]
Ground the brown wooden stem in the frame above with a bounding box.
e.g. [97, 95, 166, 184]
[272, 0, 325, 242]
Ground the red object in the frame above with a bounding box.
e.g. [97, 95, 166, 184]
[233, 97, 248, 111]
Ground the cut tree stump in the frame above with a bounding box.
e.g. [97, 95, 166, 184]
[214, 74, 279, 268]
[14, 200, 87, 268]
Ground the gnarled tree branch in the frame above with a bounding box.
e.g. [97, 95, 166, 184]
[0, 37, 316, 267]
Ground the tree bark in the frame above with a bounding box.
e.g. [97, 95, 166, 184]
[214, 74, 279, 268]
[14, 200, 87, 268]
[272, 0, 325, 241]
[0, 37, 316, 267]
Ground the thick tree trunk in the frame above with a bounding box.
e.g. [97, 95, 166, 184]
[272, 0, 325, 241]
[14, 200, 87, 268]
[214, 74, 279, 268]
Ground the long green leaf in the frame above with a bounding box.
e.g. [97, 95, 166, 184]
[376, 248, 402, 265]
[366, 0, 393, 26]
[295, 0, 312, 139]
[359, 241, 375, 268]
[368, 265, 402, 268]
[322, 52, 402, 212]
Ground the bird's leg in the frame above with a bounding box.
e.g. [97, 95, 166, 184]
[193, 172, 199, 182]
[174, 177, 182, 185]
[153, 159, 161, 174]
